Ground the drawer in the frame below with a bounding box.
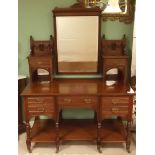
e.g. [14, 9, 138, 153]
[104, 58, 128, 66]
[57, 96, 97, 108]
[27, 97, 55, 117]
[101, 97, 129, 107]
[102, 107, 128, 118]
[27, 97, 54, 106]
[29, 57, 51, 68]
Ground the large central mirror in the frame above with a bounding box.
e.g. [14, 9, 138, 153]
[53, 8, 102, 75]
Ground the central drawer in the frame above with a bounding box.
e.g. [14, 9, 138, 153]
[57, 96, 97, 109]
[27, 97, 55, 117]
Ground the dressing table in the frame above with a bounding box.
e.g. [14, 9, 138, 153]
[21, 2, 135, 153]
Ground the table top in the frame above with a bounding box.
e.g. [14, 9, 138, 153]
[21, 79, 134, 96]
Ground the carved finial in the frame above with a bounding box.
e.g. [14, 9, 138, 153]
[30, 36, 34, 55]
[50, 35, 53, 40]
[102, 34, 105, 39]
[123, 34, 126, 39]
[122, 34, 126, 47]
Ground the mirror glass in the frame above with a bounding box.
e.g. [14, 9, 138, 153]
[56, 16, 99, 73]
[101, 0, 127, 14]
[79, 0, 134, 23]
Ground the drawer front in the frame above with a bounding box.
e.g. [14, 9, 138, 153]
[27, 97, 55, 117]
[102, 110, 128, 118]
[101, 97, 129, 107]
[101, 97, 129, 118]
[57, 96, 97, 108]
[29, 58, 51, 68]
[104, 58, 128, 66]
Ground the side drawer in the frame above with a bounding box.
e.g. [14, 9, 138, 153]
[104, 58, 128, 66]
[29, 58, 51, 68]
[27, 97, 55, 117]
[101, 107, 129, 118]
[57, 96, 97, 108]
[101, 97, 129, 107]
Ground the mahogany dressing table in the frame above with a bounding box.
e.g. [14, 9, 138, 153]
[21, 3, 135, 154]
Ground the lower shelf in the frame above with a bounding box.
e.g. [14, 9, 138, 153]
[101, 119, 127, 143]
[30, 118, 127, 144]
[31, 119, 56, 143]
[60, 119, 97, 141]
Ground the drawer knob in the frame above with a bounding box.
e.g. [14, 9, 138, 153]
[84, 98, 92, 104]
[64, 98, 71, 103]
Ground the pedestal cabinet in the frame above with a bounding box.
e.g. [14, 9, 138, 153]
[28, 35, 54, 81]
[102, 35, 129, 83]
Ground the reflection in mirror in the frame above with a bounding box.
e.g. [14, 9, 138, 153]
[79, 0, 135, 23]
[101, 0, 135, 23]
[102, 0, 127, 14]
[58, 83, 98, 94]
[56, 16, 98, 73]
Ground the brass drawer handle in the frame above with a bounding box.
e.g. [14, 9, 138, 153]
[112, 99, 119, 104]
[63, 98, 71, 103]
[111, 107, 119, 112]
[84, 98, 92, 104]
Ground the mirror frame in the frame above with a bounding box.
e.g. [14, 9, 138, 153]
[101, 0, 135, 23]
[52, 7, 102, 76]
[75, 0, 135, 24]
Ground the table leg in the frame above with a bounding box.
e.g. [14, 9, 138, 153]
[26, 122, 32, 153]
[97, 122, 102, 153]
[126, 121, 131, 153]
[55, 122, 60, 153]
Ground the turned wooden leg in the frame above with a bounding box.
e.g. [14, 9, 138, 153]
[55, 122, 60, 153]
[126, 121, 131, 153]
[97, 122, 102, 153]
[26, 122, 32, 153]
[26, 140, 32, 153]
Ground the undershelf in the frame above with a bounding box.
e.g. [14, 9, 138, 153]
[101, 119, 127, 143]
[30, 118, 127, 144]
[31, 119, 56, 143]
[60, 119, 97, 141]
